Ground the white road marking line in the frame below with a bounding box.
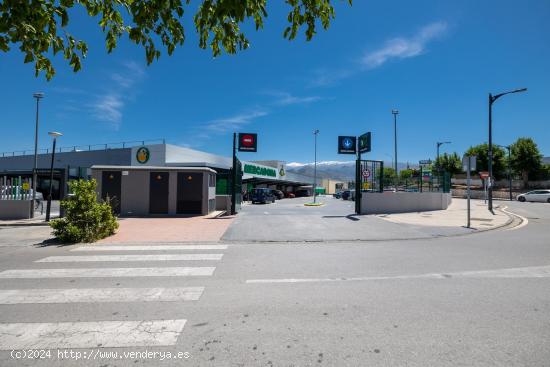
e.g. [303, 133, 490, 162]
[0, 287, 204, 304]
[500, 206, 529, 231]
[246, 265, 550, 284]
[0, 319, 186, 350]
[0, 267, 215, 279]
[71, 245, 228, 251]
[36, 254, 223, 263]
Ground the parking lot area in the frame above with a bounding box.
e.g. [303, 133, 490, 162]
[222, 196, 469, 242]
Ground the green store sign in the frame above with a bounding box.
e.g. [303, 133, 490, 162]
[243, 164, 277, 178]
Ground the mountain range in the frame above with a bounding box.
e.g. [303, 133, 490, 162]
[286, 161, 415, 181]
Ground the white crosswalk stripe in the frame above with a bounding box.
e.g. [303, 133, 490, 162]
[0, 320, 187, 350]
[0, 287, 205, 304]
[0, 243, 228, 351]
[71, 244, 228, 251]
[0, 266, 216, 279]
[36, 253, 224, 262]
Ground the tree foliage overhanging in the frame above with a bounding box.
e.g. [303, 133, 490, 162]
[0, 0, 352, 80]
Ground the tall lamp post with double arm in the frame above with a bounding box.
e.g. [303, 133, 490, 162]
[488, 88, 526, 212]
[31, 92, 44, 218]
[45, 131, 62, 222]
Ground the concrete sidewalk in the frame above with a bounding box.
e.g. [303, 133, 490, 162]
[98, 213, 235, 243]
[377, 198, 511, 231]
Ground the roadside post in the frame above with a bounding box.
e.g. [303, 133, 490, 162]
[357, 132, 371, 214]
[232, 132, 257, 215]
[463, 155, 477, 228]
[337, 135, 357, 212]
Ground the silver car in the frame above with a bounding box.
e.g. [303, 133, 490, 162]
[516, 190, 550, 203]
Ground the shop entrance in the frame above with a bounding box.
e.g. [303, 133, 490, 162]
[149, 172, 169, 214]
[101, 171, 121, 214]
[177, 172, 203, 214]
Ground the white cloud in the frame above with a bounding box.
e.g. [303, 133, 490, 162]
[205, 109, 269, 133]
[361, 21, 448, 69]
[92, 93, 124, 126]
[264, 91, 323, 106]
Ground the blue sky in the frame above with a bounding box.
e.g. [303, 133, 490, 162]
[1, 0, 549, 165]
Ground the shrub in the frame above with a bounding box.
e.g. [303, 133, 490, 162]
[50, 179, 118, 243]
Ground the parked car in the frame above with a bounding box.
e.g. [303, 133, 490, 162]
[333, 191, 343, 199]
[284, 192, 296, 198]
[250, 188, 276, 204]
[516, 190, 550, 203]
[341, 190, 355, 201]
[271, 189, 284, 200]
[294, 189, 310, 198]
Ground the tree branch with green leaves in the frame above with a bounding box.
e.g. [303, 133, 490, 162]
[0, 0, 352, 80]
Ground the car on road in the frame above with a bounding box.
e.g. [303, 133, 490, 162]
[333, 191, 343, 199]
[516, 190, 550, 203]
[341, 190, 355, 201]
[271, 189, 285, 200]
[284, 192, 296, 198]
[250, 188, 276, 204]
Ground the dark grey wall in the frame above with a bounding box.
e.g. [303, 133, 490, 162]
[0, 149, 131, 172]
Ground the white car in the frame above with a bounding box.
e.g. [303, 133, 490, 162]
[516, 190, 550, 203]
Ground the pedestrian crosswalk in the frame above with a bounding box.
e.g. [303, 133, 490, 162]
[0, 244, 227, 351]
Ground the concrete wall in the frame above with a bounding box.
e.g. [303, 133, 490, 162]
[0, 200, 32, 219]
[452, 178, 550, 189]
[360, 192, 452, 214]
[216, 195, 231, 211]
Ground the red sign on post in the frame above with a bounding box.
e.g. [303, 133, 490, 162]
[238, 133, 257, 152]
[479, 171, 490, 179]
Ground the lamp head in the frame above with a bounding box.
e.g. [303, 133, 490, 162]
[48, 131, 63, 138]
[33, 92, 44, 99]
[391, 109, 399, 115]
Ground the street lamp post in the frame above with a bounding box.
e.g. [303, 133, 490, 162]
[31, 92, 44, 218]
[488, 88, 527, 212]
[436, 141, 451, 171]
[45, 132, 62, 222]
[391, 109, 399, 188]
[313, 129, 319, 203]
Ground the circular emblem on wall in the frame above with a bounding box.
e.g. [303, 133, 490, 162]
[136, 147, 150, 164]
[279, 167, 286, 177]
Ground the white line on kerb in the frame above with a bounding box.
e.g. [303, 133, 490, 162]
[71, 245, 228, 251]
[36, 254, 223, 263]
[246, 265, 550, 284]
[0, 319, 186, 350]
[500, 206, 529, 231]
[0, 287, 205, 304]
[0, 267, 216, 279]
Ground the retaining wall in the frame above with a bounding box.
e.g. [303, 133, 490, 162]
[0, 200, 32, 219]
[360, 192, 452, 214]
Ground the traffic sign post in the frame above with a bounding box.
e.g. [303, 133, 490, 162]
[233, 132, 258, 214]
[338, 136, 357, 155]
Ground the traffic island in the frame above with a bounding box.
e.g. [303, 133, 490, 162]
[304, 202, 324, 207]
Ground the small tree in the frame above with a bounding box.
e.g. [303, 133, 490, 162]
[50, 179, 118, 243]
[434, 152, 463, 177]
[465, 143, 507, 179]
[510, 137, 543, 188]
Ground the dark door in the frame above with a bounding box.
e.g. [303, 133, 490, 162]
[149, 172, 169, 214]
[177, 172, 203, 214]
[101, 171, 121, 214]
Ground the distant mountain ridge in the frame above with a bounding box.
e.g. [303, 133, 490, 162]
[286, 161, 414, 181]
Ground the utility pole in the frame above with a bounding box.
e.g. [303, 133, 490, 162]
[392, 109, 399, 188]
[45, 132, 62, 222]
[31, 92, 44, 218]
[313, 129, 319, 203]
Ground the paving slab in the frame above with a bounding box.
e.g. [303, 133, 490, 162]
[98, 215, 235, 243]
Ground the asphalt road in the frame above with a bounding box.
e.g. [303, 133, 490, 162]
[223, 197, 478, 242]
[0, 200, 549, 366]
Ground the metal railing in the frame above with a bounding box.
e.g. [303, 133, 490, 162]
[1, 138, 166, 158]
